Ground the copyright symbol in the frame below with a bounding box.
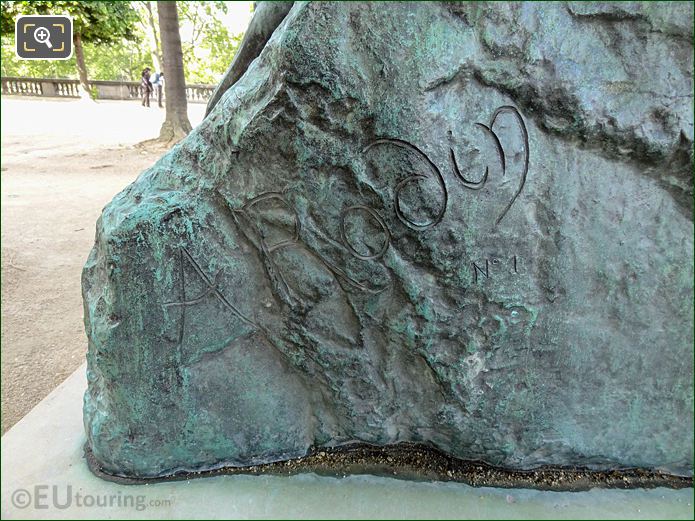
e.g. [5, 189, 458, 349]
[12, 488, 31, 508]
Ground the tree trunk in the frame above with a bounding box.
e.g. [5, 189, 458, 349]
[157, 1, 191, 143]
[72, 33, 92, 100]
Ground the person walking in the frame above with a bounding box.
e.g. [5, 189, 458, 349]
[152, 71, 165, 108]
[141, 67, 153, 107]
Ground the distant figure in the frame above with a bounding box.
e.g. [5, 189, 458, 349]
[152, 71, 165, 108]
[141, 67, 152, 107]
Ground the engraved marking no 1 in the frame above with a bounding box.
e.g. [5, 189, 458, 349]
[472, 255, 519, 283]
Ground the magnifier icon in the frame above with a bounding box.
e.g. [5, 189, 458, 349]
[34, 26, 52, 48]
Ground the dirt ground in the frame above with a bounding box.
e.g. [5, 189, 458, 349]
[1, 97, 205, 433]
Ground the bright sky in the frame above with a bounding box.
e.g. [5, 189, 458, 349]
[220, 1, 254, 35]
[178, 1, 253, 40]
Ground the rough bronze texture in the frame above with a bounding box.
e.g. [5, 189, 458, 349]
[83, 2, 694, 480]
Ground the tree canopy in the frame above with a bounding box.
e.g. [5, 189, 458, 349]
[1, 1, 138, 43]
[0, 1, 246, 84]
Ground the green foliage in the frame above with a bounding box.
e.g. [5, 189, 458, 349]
[1, 33, 151, 80]
[0, 1, 138, 43]
[0, 1, 244, 84]
[1, 34, 72, 77]
[178, 1, 242, 83]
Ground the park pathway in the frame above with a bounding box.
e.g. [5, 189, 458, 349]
[1, 97, 205, 433]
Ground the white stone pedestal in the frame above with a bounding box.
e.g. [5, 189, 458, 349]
[2, 365, 692, 519]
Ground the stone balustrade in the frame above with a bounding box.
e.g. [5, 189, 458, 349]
[1, 76, 215, 103]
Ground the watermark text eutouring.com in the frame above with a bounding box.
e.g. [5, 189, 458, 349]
[11, 485, 172, 511]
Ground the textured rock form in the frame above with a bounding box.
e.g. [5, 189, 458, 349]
[83, 1, 694, 479]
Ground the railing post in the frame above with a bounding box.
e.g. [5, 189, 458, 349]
[40, 79, 56, 97]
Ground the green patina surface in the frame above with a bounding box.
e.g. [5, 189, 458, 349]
[83, 2, 693, 479]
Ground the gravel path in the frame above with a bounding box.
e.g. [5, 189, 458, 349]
[1, 97, 204, 433]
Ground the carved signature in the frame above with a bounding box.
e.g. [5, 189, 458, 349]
[163, 104, 529, 314]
